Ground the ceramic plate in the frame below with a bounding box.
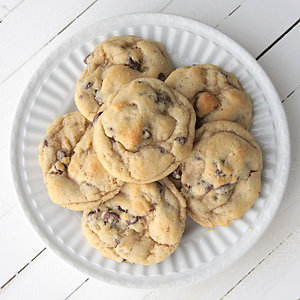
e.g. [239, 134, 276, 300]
[10, 13, 290, 289]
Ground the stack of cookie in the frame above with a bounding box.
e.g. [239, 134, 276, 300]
[38, 35, 262, 265]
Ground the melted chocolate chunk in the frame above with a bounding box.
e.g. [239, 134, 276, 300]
[155, 92, 171, 106]
[215, 169, 223, 176]
[175, 137, 187, 144]
[127, 57, 141, 71]
[126, 216, 139, 225]
[117, 205, 128, 213]
[103, 212, 120, 225]
[83, 82, 93, 90]
[216, 183, 233, 194]
[142, 129, 151, 139]
[205, 184, 213, 194]
[53, 163, 64, 175]
[158, 73, 166, 81]
[194, 154, 203, 161]
[43, 139, 48, 148]
[157, 146, 167, 154]
[83, 54, 90, 64]
[87, 210, 96, 217]
[172, 166, 182, 180]
[93, 111, 102, 124]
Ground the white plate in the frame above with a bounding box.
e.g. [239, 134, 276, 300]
[10, 13, 290, 289]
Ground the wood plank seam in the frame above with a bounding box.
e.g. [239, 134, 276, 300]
[283, 84, 300, 103]
[0, 0, 25, 21]
[157, 0, 175, 12]
[220, 227, 300, 299]
[215, 2, 245, 29]
[256, 18, 300, 60]
[0, 0, 98, 86]
[64, 278, 89, 300]
[0, 247, 46, 290]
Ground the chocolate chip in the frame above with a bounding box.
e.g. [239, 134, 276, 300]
[103, 212, 120, 225]
[194, 154, 203, 161]
[83, 82, 93, 89]
[205, 184, 213, 194]
[172, 166, 182, 180]
[127, 57, 141, 71]
[83, 54, 90, 64]
[142, 129, 151, 139]
[175, 137, 187, 144]
[157, 146, 167, 154]
[87, 210, 96, 217]
[117, 206, 128, 213]
[93, 111, 102, 124]
[53, 164, 64, 175]
[115, 239, 120, 245]
[126, 216, 139, 225]
[220, 71, 229, 79]
[158, 73, 166, 81]
[216, 183, 232, 194]
[43, 139, 48, 148]
[155, 92, 171, 106]
[215, 169, 223, 176]
[56, 150, 67, 161]
[79, 95, 83, 99]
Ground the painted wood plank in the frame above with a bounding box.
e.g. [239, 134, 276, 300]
[258, 24, 300, 101]
[0, 249, 87, 300]
[0, 0, 173, 85]
[223, 225, 300, 300]
[67, 278, 150, 300]
[161, 0, 245, 27]
[216, 0, 300, 59]
[0, 206, 45, 287]
[0, 0, 96, 84]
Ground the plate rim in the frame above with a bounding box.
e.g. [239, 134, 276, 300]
[10, 12, 291, 289]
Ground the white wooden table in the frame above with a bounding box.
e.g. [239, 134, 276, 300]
[1, 1, 300, 299]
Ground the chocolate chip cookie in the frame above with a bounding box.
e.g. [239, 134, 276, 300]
[181, 121, 262, 227]
[93, 78, 196, 183]
[75, 35, 174, 121]
[165, 64, 253, 130]
[82, 178, 186, 265]
[38, 112, 124, 210]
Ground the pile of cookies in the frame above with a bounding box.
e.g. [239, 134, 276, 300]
[38, 35, 262, 265]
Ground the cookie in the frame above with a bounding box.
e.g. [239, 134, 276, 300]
[82, 178, 186, 265]
[38, 112, 124, 210]
[75, 35, 174, 121]
[180, 121, 262, 227]
[93, 78, 196, 183]
[165, 64, 253, 130]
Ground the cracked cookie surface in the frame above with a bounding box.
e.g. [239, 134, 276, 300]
[93, 78, 196, 183]
[181, 121, 262, 227]
[38, 111, 124, 210]
[165, 64, 253, 130]
[82, 178, 186, 265]
[75, 35, 174, 121]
